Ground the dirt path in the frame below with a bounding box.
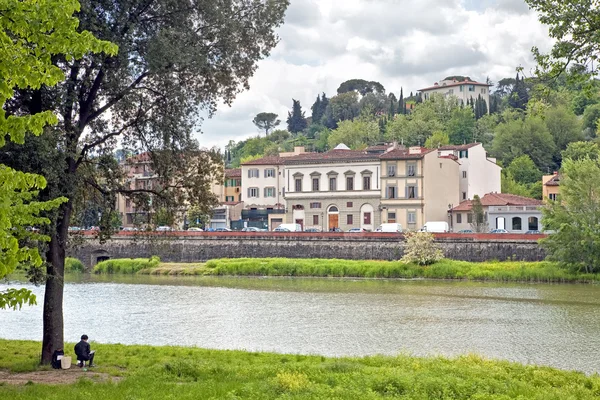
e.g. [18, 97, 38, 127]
[0, 368, 122, 385]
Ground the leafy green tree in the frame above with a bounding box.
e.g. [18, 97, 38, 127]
[286, 99, 308, 134]
[252, 112, 280, 136]
[495, 77, 516, 97]
[492, 116, 556, 170]
[501, 170, 536, 198]
[571, 91, 598, 115]
[470, 195, 487, 232]
[323, 91, 360, 127]
[562, 141, 600, 161]
[337, 79, 385, 95]
[582, 104, 600, 134]
[541, 157, 600, 273]
[187, 205, 210, 228]
[2, 0, 288, 364]
[447, 107, 476, 144]
[509, 75, 529, 110]
[506, 155, 543, 185]
[474, 113, 499, 148]
[544, 106, 582, 160]
[424, 131, 450, 148]
[359, 93, 389, 116]
[327, 118, 379, 150]
[0, 0, 115, 311]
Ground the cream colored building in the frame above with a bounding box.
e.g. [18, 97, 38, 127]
[542, 173, 560, 201]
[223, 168, 242, 202]
[283, 144, 381, 231]
[380, 146, 460, 231]
[437, 143, 501, 202]
[419, 77, 491, 110]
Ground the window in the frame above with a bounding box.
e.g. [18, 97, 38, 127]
[346, 176, 354, 191]
[468, 85, 475, 92]
[346, 202, 353, 208]
[329, 177, 337, 191]
[363, 176, 371, 190]
[248, 187, 259, 198]
[467, 213, 473, 223]
[528, 217, 539, 231]
[408, 211, 416, 224]
[512, 217, 522, 230]
[313, 215, 319, 225]
[388, 212, 396, 223]
[462, 171, 467, 179]
[347, 214, 353, 225]
[548, 193, 557, 201]
[407, 164, 416, 177]
[459, 85, 464, 92]
[387, 164, 396, 177]
[459, 150, 469, 158]
[387, 186, 397, 199]
[457, 213, 462, 223]
[295, 178, 302, 192]
[248, 168, 259, 178]
[310, 202, 322, 209]
[125, 199, 131, 208]
[226, 196, 234, 202]
[264, 168, 276, 178]
[481, 88, 486, 94]
[364, 212, 371, 225]
[448, 89, 454, 95]
[312, 178, 319, 191]
[462, 192, 467, 200]
[264, 187, 275, 197]
[407, 185, 417, 199]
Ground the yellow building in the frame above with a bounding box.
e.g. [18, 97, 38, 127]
[542, 173, 560, 201]
[223, 168, 242, 202]
[379, 146, 460, 231]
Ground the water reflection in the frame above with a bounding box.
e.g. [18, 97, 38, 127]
[1, 275, 599, 374]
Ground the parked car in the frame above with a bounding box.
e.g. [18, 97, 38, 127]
[68, 226, 82, 232]
[156, 226, 172, 232]
[241, 227, 261, 232]
[121, 227, 138, 232]
[489, 229, 509, 234]
[273, 223, 303, 232]
[304, 227, 321, 233]
[419, 221, 449, 233]
[375, 223, 403, 233]
[525, 230, 541, 234]
[347, 228, 366, 232]
[273, 226, 290, 232]
[328, 227, 343, 232]
[457, 229, 474, 233]
[215, 227, 232, 232]
[187, 227, 203, 232]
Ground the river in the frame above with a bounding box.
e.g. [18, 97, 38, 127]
[1, 275, 598, 374]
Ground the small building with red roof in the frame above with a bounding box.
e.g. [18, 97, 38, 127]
[418, 77, 491, 112]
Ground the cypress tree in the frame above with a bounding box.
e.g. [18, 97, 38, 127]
[398, 87, 404, 114]
[319, 93, 329, 122]
[287, 99, 308, 134]
[311, 95, 322, 123]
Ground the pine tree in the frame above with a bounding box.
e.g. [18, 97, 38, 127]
[508, 74, 529, 110]
[481, 98, 488, 116]
[311, 95, 322, 123]
[319, 93, 329, 123]
[287, 99, 308, 134]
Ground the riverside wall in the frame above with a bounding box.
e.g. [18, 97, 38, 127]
[68, 232, 548, 269]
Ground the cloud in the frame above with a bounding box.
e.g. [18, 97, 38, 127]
[196, 0, 553, 150]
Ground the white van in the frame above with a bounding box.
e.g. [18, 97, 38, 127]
[273, 223, 302, 232]
[375, 223, 403, 233]
[419, 221, 449, 233]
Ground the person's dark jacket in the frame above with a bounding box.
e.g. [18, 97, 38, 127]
[74, 340, 91, 360]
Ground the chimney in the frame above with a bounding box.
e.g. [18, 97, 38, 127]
[408, 146, 421, 154]
[434, 82, 438, 86]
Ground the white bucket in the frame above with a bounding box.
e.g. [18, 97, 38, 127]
[61, 356, 72, 369]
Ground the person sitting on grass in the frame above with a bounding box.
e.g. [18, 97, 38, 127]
[74, 334, 96, 367]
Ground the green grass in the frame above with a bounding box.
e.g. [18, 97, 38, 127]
[65, 257, 85, 273]
[0, 339, 598, 399]
[94, 257, 600, 283]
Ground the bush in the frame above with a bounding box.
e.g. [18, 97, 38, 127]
[94, 256, 160, 274]
[65, 257, 85, 273]
[401, 232, 443, 265]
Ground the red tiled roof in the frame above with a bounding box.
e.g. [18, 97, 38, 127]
[366, 144, 393, 152]
[241, 156, 283, 166]
[225, 168, 241, 178]
[438, 143, 481, 151]
[379, 147, 433, 160]
[451, 193, 543, 211]
[439, 154, 458, 161]
[544, 174, 561, 186]
[283, 149, 379, 164]
[419, 80, 491, 92]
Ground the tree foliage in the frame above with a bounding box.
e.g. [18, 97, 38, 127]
[252, 112, 280, 136]
[327, 118, 380, 150]
[470, 195, 487, 233]
[424, 131, 450, 149]
[337, 79, 385, 96]
[286, 99, 308, 134]
[542, 157, 600, 273]
[401, 232, 443, 266]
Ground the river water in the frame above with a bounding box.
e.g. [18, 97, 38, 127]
[1, 275, 599, 374]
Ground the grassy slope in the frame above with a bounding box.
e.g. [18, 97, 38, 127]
[93, 257, 600, 283]
[0, 340, 599, 399]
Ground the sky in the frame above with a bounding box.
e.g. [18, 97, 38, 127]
[196, 0, 554, 151]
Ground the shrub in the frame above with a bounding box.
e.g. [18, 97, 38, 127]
[65, 257, 85, 273]
[401, 232, 443, 266]
[94, 256, 160, 274]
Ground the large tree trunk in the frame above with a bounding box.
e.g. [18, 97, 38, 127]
[41, 201, 72, 364]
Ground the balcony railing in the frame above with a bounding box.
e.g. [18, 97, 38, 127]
[488, 205, 541, 212]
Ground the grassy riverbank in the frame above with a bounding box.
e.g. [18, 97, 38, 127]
[0, 339, 598, 399]
[93, 257, 600, 283]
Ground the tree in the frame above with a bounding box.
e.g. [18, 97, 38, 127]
[323, 92, 360, 127]
[187, 205, 210, 228]
[505, 155, 543, 185]
[2, 0, 289, 364]
[401, 232, 443, 266]
[327, 118, 380, 150]
[541, 157, 600, 273]
[526, 0, 600, 84]
[286, 99, 308, 134]
[582, 104, 600, 134]
[310, 95, 322, 123]
[562, 141, 600, 161]
[0, 0, 116, 311]
[358, 93, 389, 116]
[252, 113, 280, 136]
[447, 107, 476, 144]
[470, 195, 487, 233]
[397, 88, 405, 115]
[509, 74, 529, 110]
[424, 131, 450, 149]
[543, 106, 582, 160]
[337, 79, 385, 95]
[388, 93, 397, 118]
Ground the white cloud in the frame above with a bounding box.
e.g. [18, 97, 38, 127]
[196, 0, 553, 150]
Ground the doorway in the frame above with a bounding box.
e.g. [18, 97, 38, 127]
[327, 206, 339, 230]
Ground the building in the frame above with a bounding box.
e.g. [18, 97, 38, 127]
[282, 144, 381, 231]
[437, 143, 501, 201]
[419, 77, 491, 110]
[542, 173, 560, 201]
[380, 146, 460, 230]
[223, 168, 242, 202]
[117, 152, 156, 227]
[450, 192, 543, 232]
[208, 202, 244, 230]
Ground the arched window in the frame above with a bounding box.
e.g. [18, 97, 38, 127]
[328, 206, 339, 213]
[528, 217, 539, 231]
[512, 217, 522, 231]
